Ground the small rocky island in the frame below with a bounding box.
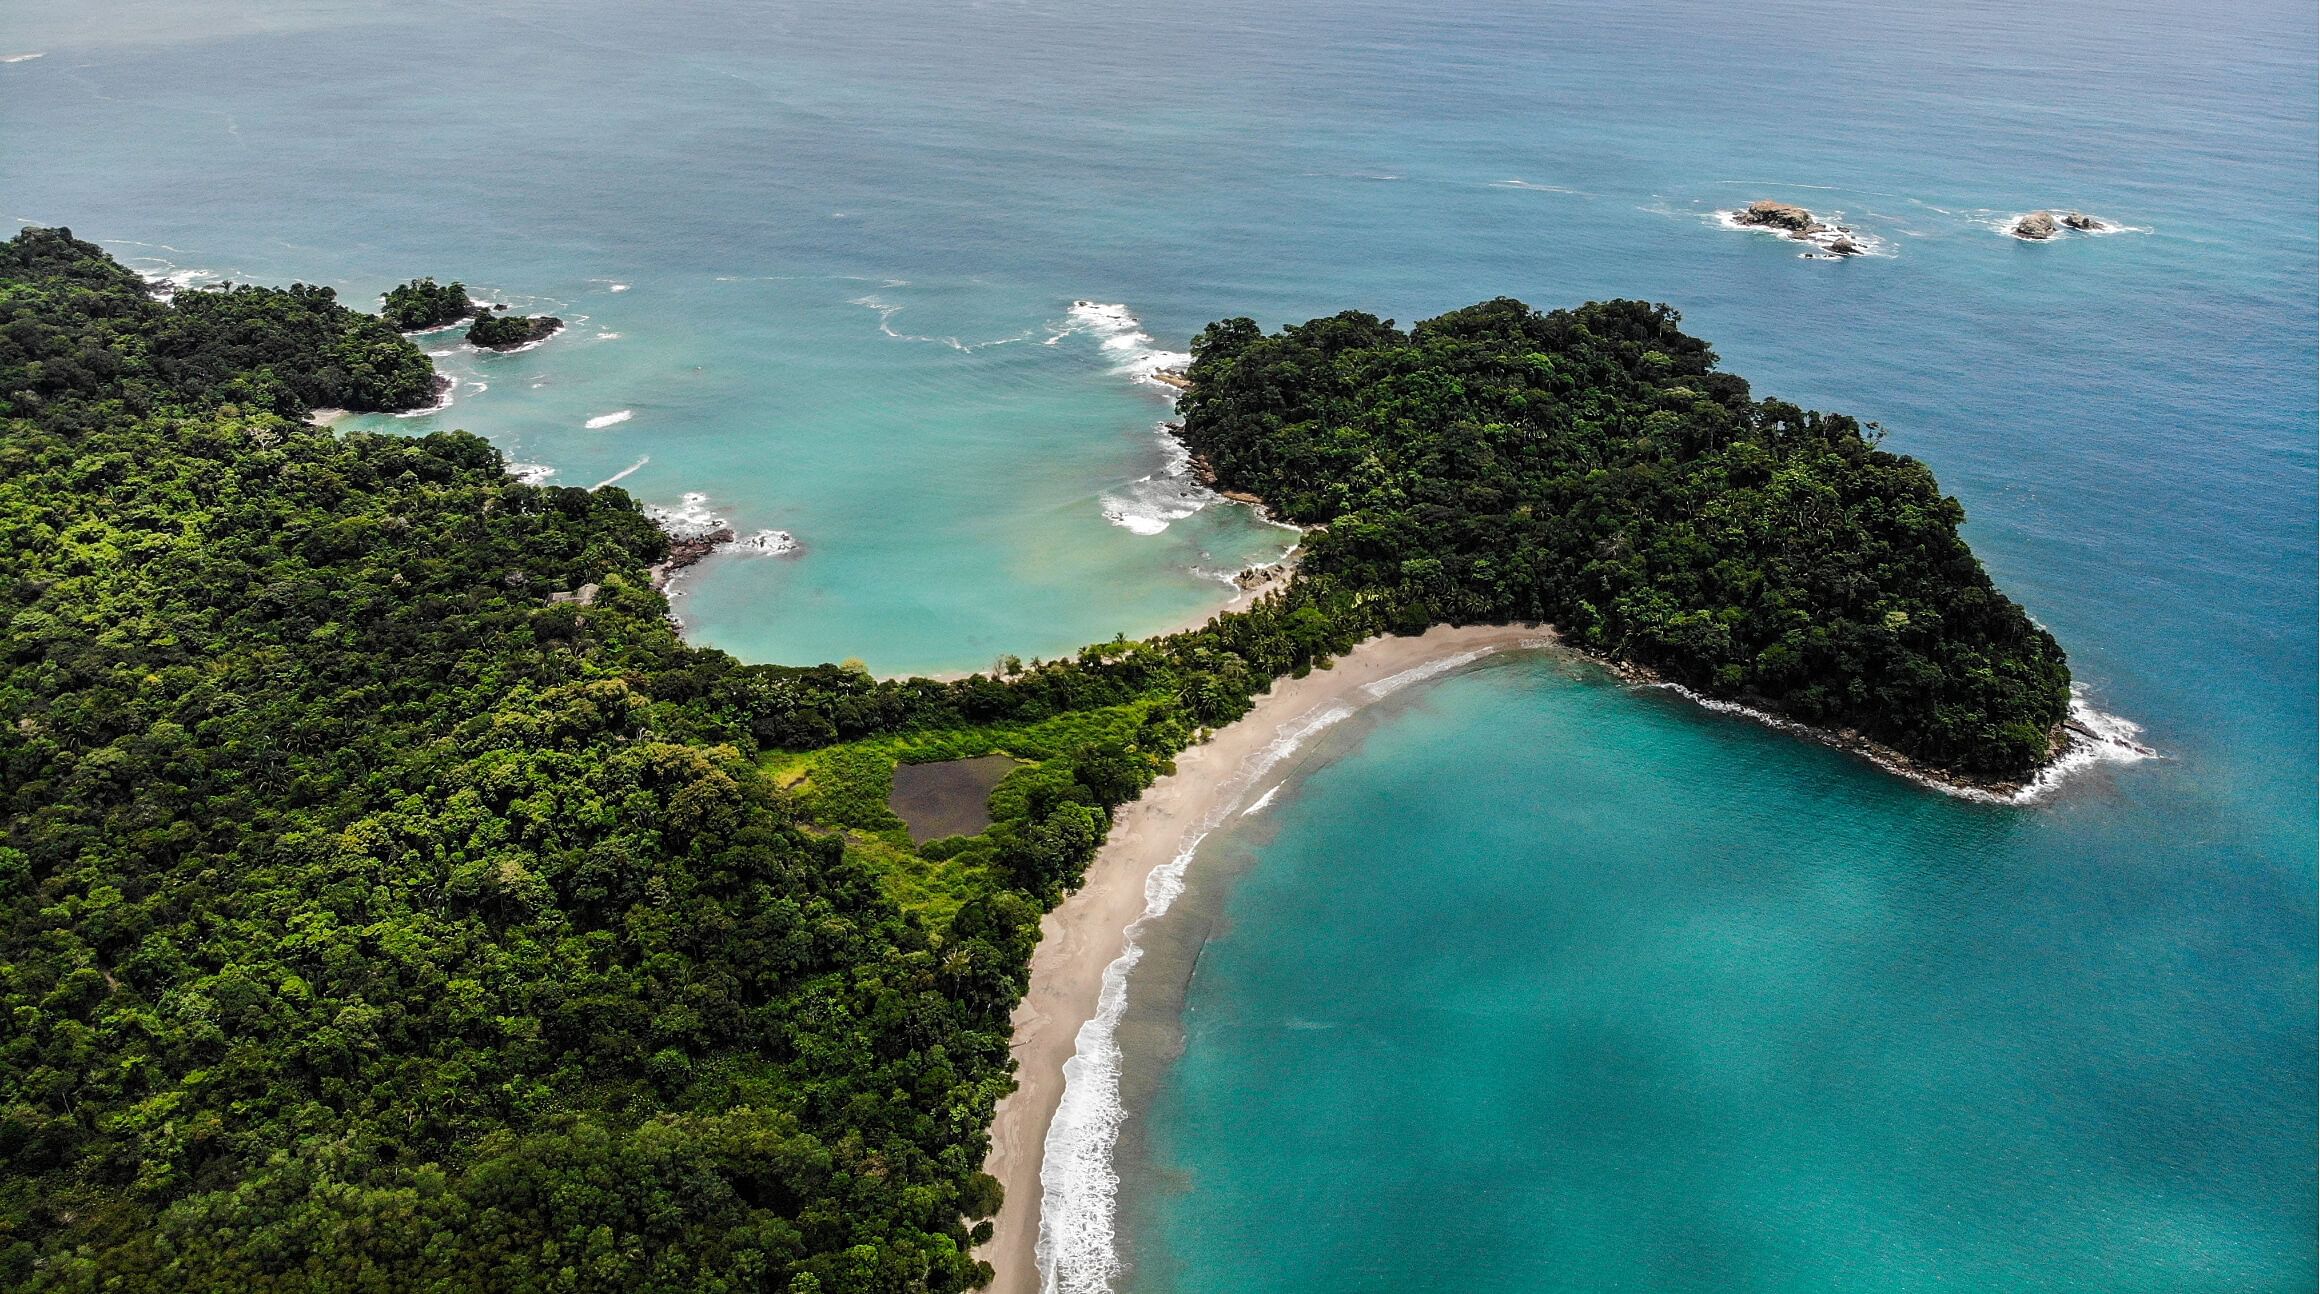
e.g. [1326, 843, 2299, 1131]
[466, 307, 564, 350]
[2011, 210, 2112, 240]
[1729, 200, 1864, 256]
[380, 276, 482, 331]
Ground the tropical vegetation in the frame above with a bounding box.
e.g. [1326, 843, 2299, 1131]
[0, 227, 2067, 1292]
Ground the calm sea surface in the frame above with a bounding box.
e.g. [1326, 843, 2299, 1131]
[5, 0, 2311, 1288]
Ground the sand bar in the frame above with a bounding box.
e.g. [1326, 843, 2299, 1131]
[978, 623, 1552, 1293]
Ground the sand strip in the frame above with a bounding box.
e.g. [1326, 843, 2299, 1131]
[978, 623, 1552, 1293]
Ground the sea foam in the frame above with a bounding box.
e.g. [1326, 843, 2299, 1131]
[584, 409, 633, 429]
[1099, 422, 1217, 537]
[852, 292, 1034, 352]
[1638, 678, 2155, 805]
[1039, 698, 1363, 1294]
[643, 492, 801, 556]
[592, 455, 650, 489]
[646, 491, 725, 538]
[1055, 300, 1192, 387]
[1056, 301, 1218, 537]
[726, 528, 801, 556]
[1363, 646, 1501, 699]
[1709, 207, 1896, 258]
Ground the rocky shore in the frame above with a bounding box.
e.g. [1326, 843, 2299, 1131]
[650, 525, 735, 589]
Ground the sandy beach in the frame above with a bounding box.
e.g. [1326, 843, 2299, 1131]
[977, 622, 1553, 1294]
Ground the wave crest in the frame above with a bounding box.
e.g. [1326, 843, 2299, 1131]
[1054, 300, 1193, 387]
[1099, 422, 1217, 536]
[1039, 698, 1357, 1294]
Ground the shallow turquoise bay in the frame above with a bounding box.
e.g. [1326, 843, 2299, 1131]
[4, 0, 2312, 1286]
[1116, 656, 2311, 1292]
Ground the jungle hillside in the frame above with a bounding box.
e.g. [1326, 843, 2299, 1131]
[0, 228, 2067, 1292]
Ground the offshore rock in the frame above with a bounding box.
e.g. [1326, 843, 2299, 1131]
[2012, 210, 2060, 240]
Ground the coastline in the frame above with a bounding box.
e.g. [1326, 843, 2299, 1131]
[1599, 657, 2154, 805]
[977, 623, 1553, 1294]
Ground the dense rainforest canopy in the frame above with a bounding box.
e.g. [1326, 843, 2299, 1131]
[0, 228, 2067, 1292]
[0, 228, 1372, 1293]
[379, 278, 478, 333]
[1178, 299, 2070, 774]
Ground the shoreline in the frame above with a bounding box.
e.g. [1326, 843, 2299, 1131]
[976, 623, 1553, 1294]
[974, 619, 2153, 1292]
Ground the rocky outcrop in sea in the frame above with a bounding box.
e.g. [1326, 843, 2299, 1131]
[1728, 200, 1867, 256]
[2012, 210, 2112, 240]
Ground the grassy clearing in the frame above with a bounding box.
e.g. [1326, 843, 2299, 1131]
[763, 700, 1161, 917]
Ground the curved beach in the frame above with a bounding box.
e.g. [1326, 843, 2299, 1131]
[978, 623, 1552, 1294]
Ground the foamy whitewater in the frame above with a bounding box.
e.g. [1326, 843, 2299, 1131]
[1038, 698, 1359, 1294]
[1100, 423, 1215, 537]
[1709, 207, 1898, 259]
[643, 492, 800, 558]
[1053, 301, 1193, 387]
[1058, 301, 1234, 538]
[1636, 679, 2158, 804]
[1038, 641, 1529, 1294]
[646, 491, 726, 538]
[1361, 641, 1552, 700]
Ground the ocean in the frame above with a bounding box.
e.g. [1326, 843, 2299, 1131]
[5, 0, 2312, 1287]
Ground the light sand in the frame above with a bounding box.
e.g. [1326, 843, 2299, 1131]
[977, 623, 1553, 1293]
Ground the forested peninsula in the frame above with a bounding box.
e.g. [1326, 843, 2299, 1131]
[0, 227, 2067, 1292]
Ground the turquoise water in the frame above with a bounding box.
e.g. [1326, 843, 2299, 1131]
[4, 0, 2312, 1287]
[1116, 655, 2312, 1291]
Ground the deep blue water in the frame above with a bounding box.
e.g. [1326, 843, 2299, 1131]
[4, 0, 2311, 1288]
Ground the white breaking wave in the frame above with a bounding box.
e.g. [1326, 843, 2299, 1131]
[2006, 689, 2159, 802]
[1984, 210, 2152, 240]
[594, 330, 622, 340]
[725, 528, 801, 556]
[852, 294, 1034, 352]
[1040, 700, 1358, 1294]
[584, 409, 633, 429]
[1058, 301, 1214, 537]
[1052, 300, 1193, 387]
[1491, 178, 1582, 194]
[1099, 422, 1217, 536]
[1, 53, 45, 63]
[1241, 785, 1282, 816]
[508, 461, 556, 486]
[1638, 679, 2155, 805]
[642, 495, 801, 557]
[1362, 647, 1498, 699]
[1710, 207, 1896, 259]
[592, 456, 649, 489]
[137, 262, 225, 302]
[646, 491, 725, 538]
